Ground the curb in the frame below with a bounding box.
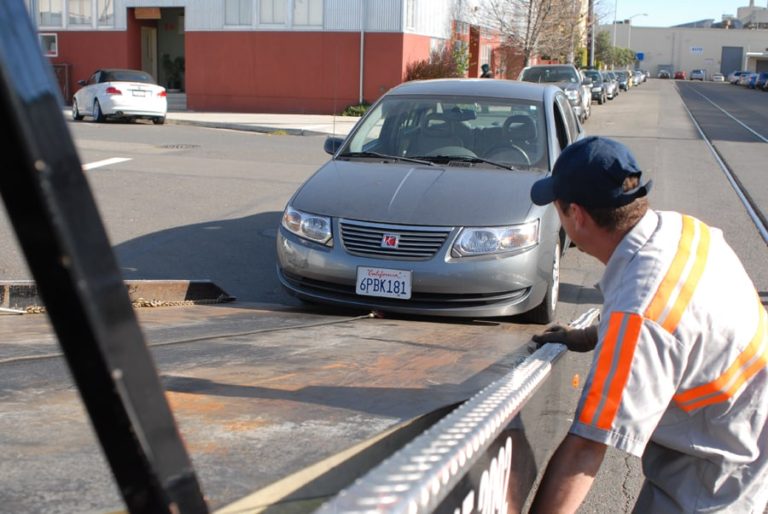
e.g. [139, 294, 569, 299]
[0, 280, 235, 311]
[166, 118, 328, 136]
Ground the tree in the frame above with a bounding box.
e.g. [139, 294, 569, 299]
[483, 0, 559, 67]
[483, 0, 597, 67]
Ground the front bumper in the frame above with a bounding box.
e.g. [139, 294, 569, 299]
[276, 223, 552, 318]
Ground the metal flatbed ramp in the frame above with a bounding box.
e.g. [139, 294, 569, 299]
[0, 303, 551, 511]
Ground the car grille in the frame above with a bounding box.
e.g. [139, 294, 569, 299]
[281, 271, 530, 308]
[339, 219, 452, 260]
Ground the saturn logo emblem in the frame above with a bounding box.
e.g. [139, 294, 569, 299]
[381, 233, 400, 249]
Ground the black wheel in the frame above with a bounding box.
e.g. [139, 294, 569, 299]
[72, 99, 83, 121]
[153, 116, 165, 125]
[93, 100, 105, 123]
[525, 241, 560, 324]
[598, 93, 605, 105]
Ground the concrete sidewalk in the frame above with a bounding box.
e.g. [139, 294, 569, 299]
[62, 107, 361, 137]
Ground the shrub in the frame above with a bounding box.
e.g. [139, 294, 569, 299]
[405, 45, 464, 81]
[340, 103, 370, 117]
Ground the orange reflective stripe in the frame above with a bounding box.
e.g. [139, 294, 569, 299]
[661, 221, 710, 333]
[579, 312, 642, 430]
[674, 304, 768, 412]
[644, 216, 711, 333]
[645, 216, 695, 322]
[595, 313, 643, 430]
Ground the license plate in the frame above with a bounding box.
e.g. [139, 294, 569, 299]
[356, 267, 411, 300]
[131, 90, 146, 97]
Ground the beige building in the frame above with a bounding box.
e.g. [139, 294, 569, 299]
[601, 23, 768, 76]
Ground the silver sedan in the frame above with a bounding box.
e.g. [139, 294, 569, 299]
[277, 79, 584, 322]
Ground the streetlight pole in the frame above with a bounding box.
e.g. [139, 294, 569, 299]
[612, 0, 618, 47]
[627, 12, 648, 50]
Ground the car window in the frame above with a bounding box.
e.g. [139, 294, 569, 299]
[344, 95, 549, 169]
[102, 70, 156, 84]
[521, 66, 579, 84]
[553, 95, 571, 151]
[555, 93, 579, 144]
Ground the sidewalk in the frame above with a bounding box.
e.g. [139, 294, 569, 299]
[62, 107, 360, 137]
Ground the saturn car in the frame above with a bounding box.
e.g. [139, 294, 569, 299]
[72, 68, 167, 124]
[276, 79, 585, 323]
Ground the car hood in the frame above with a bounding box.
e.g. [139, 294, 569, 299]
[554, 82, 580, 91]
[290, 160, 544, 226]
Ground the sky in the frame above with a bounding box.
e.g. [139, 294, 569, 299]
[602, 0, 752, 27]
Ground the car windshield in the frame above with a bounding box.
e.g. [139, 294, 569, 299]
[615, 71, 628, 79]
[520, 66, 579, 84]
[584, 71, 601, 82]
[102, 70, 156, 84]
[341, 95, 548, 170]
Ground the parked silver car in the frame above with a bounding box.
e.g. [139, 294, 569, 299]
[277, 79, 584, 322]
[518, 64, 591, 123]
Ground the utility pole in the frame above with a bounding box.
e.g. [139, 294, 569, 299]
[587, 0, 595, 68]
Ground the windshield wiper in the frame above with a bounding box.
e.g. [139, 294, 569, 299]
[414, 155, 519, 171]
[337, 151, 435, 166]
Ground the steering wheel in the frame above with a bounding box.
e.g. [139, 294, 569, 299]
[484, 144, 531, 165]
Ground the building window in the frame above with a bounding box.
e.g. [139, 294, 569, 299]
[405, 0, 416, 29]
[225, 0, 252, 25]
[39, 33, 58, 56]
[38, 0, 63, 27]
[260, 0, 285, 24]
[68, 0, 92, 26]
[293, 0, 322, 26]
[97, 0, 114, 26]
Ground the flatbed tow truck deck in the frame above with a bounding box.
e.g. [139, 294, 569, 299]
[0, 303, 571, 512]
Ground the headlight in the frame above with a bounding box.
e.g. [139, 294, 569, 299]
[282, 206, 333, 245]
[452, 220, 539, 257]
[565, 89, 579, 99]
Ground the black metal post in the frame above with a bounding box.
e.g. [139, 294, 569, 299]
[0, 2, 208, 512]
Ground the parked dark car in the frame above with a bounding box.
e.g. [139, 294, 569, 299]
[277, 79, 585, 323]
[613, 70, 630, 91]
[518, 64, 591, 123]
[753, 72, 768, 89]
[658, 70, 671, 79]
[583, 70, 607, 104]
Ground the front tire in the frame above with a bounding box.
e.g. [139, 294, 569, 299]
[525, 241, 560, 324]
[153, 116, 165, 125]
[93, 100, 106, 123]
[72, 99, 83, 121]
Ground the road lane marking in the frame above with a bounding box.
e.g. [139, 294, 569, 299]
[82, 157, 131, 171]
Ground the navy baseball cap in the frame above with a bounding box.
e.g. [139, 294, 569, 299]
[531, 136, 652, 208]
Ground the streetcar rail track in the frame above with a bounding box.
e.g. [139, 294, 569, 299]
[676, 83, 768, 245]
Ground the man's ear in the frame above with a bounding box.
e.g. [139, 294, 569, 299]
[569, 203, 588, 227]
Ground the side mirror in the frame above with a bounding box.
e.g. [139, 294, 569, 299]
[77, 79, 86, 86]
[324, 136, 344, 155]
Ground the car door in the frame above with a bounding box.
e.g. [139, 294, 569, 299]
[82, 71, 100, 114]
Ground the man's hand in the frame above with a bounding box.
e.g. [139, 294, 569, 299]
[532, 325, 598, 352]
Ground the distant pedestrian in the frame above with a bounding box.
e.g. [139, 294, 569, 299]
[480, 64, 493, 78]
[528, 136, 768, 513]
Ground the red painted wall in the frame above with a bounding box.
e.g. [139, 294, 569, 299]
[48, 31, 132, 102]
[46, 27, 433, 113]
[186, 31, 431, 113]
